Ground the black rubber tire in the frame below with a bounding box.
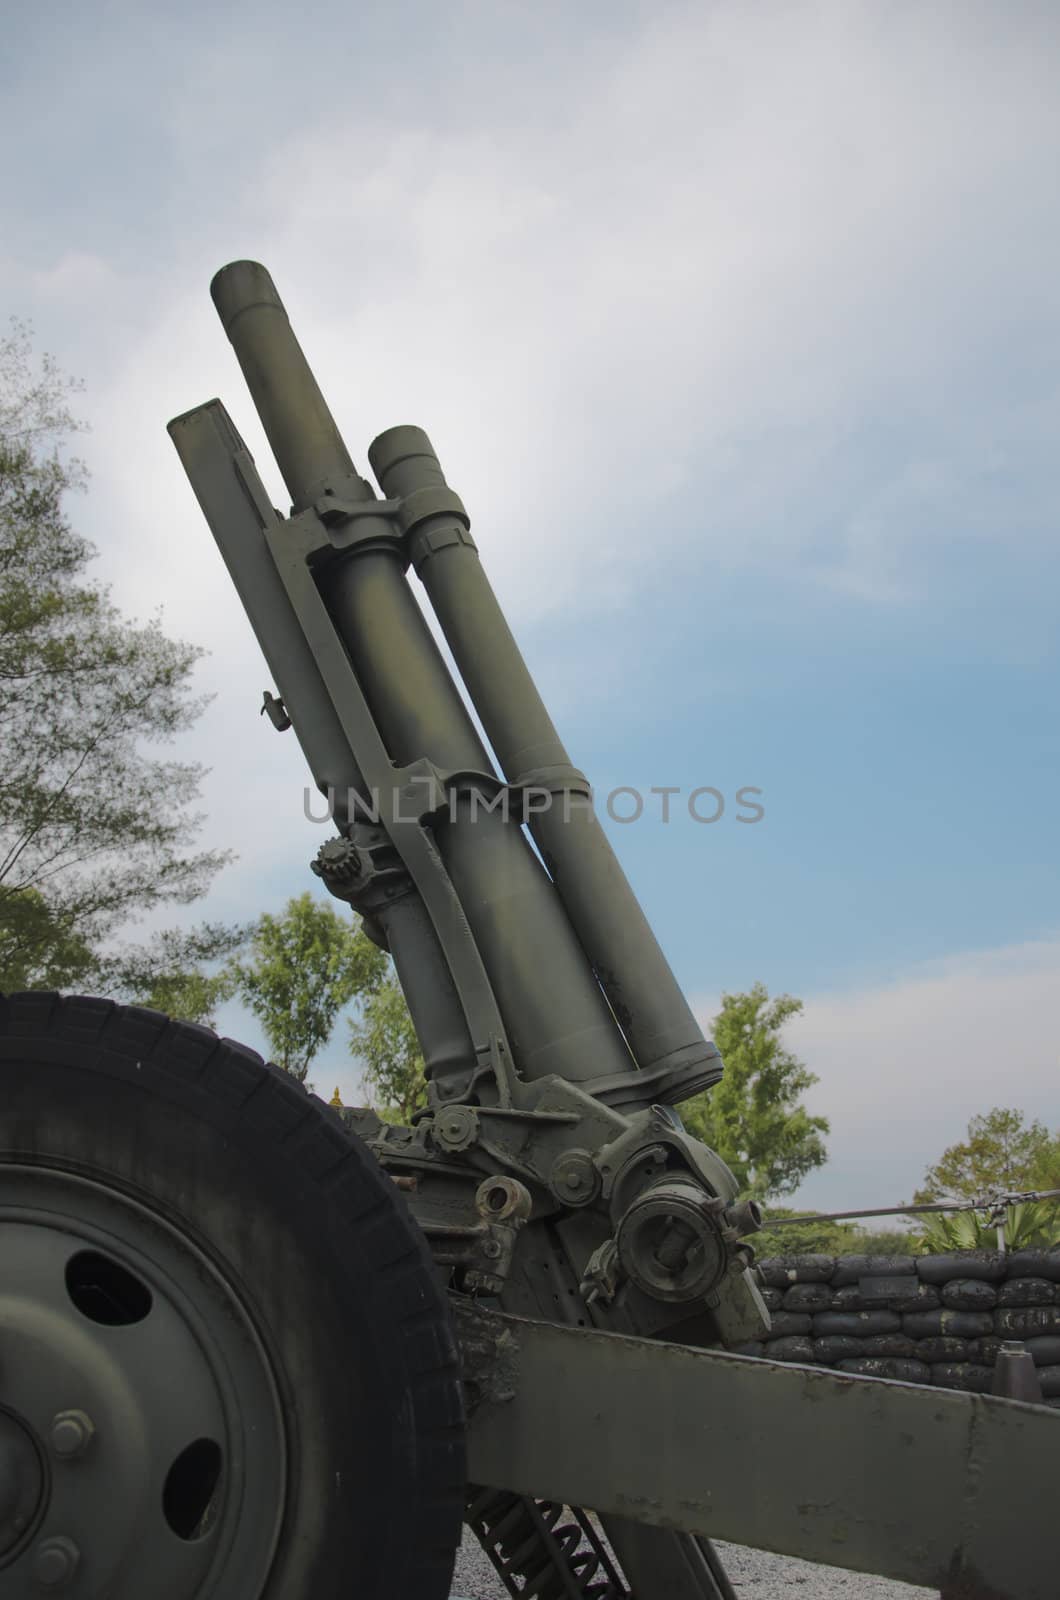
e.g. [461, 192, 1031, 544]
[0, 991, 465, 1600]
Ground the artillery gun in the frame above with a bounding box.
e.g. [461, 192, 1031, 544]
[0, 262, 1053, 1600]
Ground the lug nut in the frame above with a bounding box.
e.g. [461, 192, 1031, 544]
[32, 1536, 80, 1588]
[49, 1410, 94, 1460]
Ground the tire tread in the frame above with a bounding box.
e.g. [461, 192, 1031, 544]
[0, 990, 465, 1600]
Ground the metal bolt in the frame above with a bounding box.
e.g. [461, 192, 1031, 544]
[49, 1410, 94, 1461]
[32, 1536, 80, 1588]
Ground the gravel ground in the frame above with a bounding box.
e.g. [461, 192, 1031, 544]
[451, 1525, 938, 1598]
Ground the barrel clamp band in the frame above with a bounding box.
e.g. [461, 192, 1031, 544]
[308, 496, 405, 557]
[314, 494, 402, 524]
[510, 763, 593, 802]
[408, 520, 478, 573]
[396, 483, 470, 535]
[306, 483, 471, 564]
[392, 760, 593, 824]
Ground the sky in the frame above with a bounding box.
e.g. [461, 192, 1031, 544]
[3, 0, 1058, 1212]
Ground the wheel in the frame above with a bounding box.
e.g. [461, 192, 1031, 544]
[0, 992, 465, 1599]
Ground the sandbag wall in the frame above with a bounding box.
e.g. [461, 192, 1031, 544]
[739, 1248, 1060, 1404]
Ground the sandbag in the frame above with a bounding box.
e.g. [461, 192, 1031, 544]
[916, 1251, 1006, 1285]
[885, 1282, 942, 1313]
[755, 1260, 793, 1289]
[813, 1311, 902, 1337]
[994, 1306, 1060, 1338]
[996, 1277, 1055, 1308]
[940, 1278, 997, 1311]
[830, 1284, 868, 1311]
[764, 1335, 816, 1363]
[902, 1310, 993, 1338]
[813, 1335, 863, 1364]
[778, 1254, 836, 1283]
[830, 1255, 916, 1286]
[768, 1312, 813, 1337]
[930, 1363, 994, 1393]
[782, 1282, 834, 1312]
[861, 1333, 917, 1360]
[838, 1357, 929, 1383]
[1003, 1249, 1060, 1283]
[1023, 1335, 1060, 1366]
[916, 1336, 970, 1364]
[832, 1281, 937, 1313]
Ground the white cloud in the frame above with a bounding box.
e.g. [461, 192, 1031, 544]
[26, 0, 1060, 635]
[33, 252, 119, 304]
[696, 937, 1060, 1215]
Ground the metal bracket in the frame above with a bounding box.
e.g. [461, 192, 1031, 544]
[261, 506, 513, 1068]
[260, 690, 291, 730]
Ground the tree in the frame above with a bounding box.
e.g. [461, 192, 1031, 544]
[349, 969, 428, 1123]
[0, 320, 232, 989]
[751, 1213, 920, 1258]
[102, 922, 248, 1028]
[230, 893, 387, 1081]
[0, 887, 96, 990]
[1029, 1132, 1060, 1193]
[680, 983, 828, 1200]
[751, 1209, 859, 1257]
[846, 1226, 924, 1255]
[913, 1107, 1059, 1203]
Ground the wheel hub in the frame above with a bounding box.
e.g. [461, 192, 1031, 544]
[0, 1407, 45, 1560]
[0, 1164, 286, 1598]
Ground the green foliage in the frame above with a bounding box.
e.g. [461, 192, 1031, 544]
[753, 1215, 924, 1259]
[914, 1107, 1060, 1204]
[844, 1226, 923, 1256]
[349, 970, 428, 1123]
[230, 893, 386, 1080]
[1027, 1130, 1060, 1193]
[916, 1199, 1060, 1254]
[102, 922, 248, 1028]
[915, 1209, 984, 1252]
[751, 1209, 858, 1257]
[0, 887, 96, 989]
[0, 320, 234, 991]
[681, 983, 829, 1200]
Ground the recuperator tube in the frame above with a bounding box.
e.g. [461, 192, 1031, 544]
[368, 427, 721, 1101]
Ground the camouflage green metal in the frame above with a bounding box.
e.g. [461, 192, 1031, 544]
[166, 261, 1056, 1600]
[1, 260, 1050, 1600]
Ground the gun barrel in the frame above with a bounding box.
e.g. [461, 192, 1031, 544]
[211, 260, 367, 511]
[207, 263, 640, 1096]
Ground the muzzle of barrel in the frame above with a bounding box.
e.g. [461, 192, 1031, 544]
[211, 260, 367, 511]
[208, 263, 643, 1098]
